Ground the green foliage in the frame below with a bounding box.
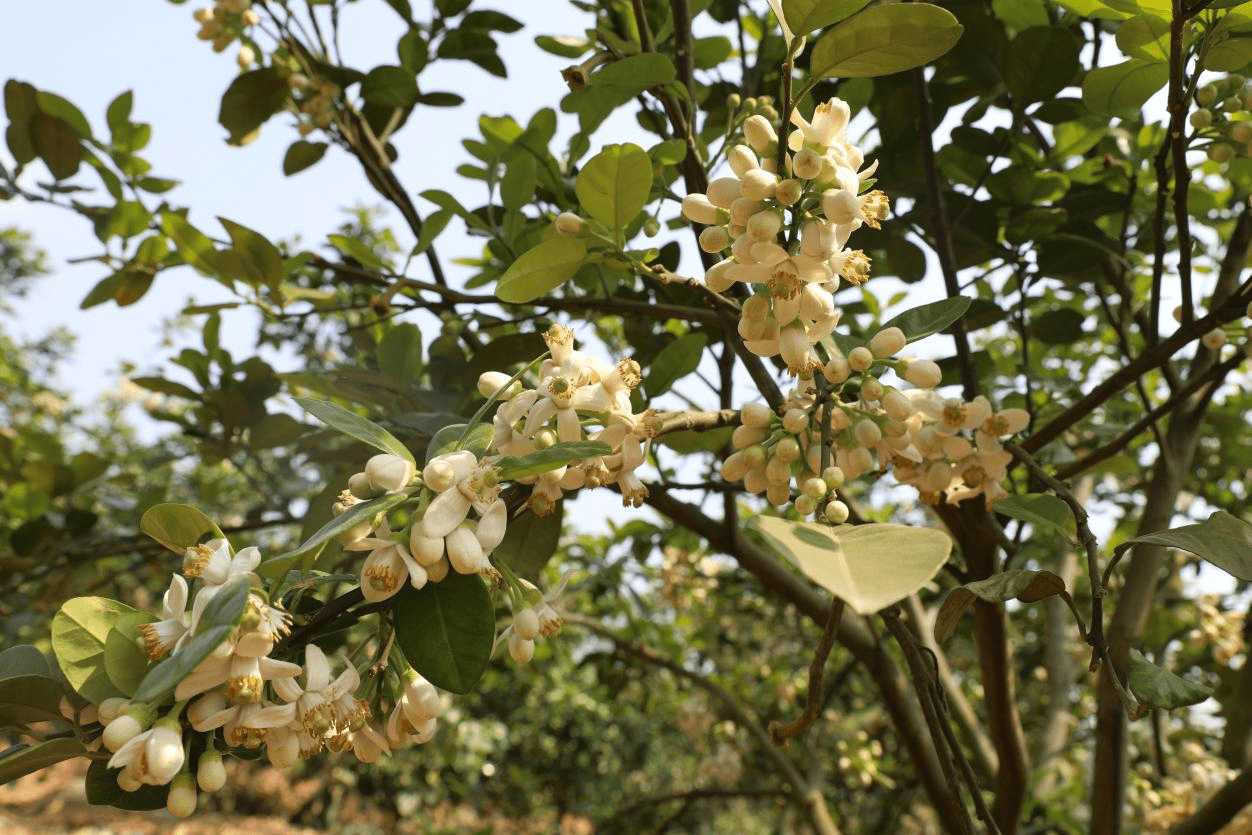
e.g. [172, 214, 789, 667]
[809, 4, 963, 79]
[392, 571, 495, 694]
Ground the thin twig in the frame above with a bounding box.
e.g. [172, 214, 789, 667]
[769, 597, 845, 745]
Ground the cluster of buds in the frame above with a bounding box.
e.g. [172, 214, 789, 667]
[192, 0, 259, 65]
[1188, 593, 1245, 666]
[287, 71, 342, 135]
[682, 97, 888, 376]
[1137, 741, 1237, 832]
[94, 535, 453, 816]
[722, 331, 1029, 513]
[1191, 74, 1252, 163]
[498, 577, 568, 664]
[482, 323, 658, 510]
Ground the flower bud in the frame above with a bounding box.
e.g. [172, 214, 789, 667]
[869, 327, 907, 359]
[1210, 142, 1236, 164]
[774, 437, 801, 463]
[793, 148, 823, 179]
[822, 466, 846, 489]
[699, 225, 730, 253]
[146, 720, 186, 785]
[882, 389, 914, 421]
[743, 444, 768, 470]
[721, 451, 749, 482]
[197, 750, 227, 792]
[706, 177, 741, 209]
[766, 482, 791, 506]
[740, 168, 778, 201]
[847, 346, 874, 373]
[514, 608, 541, 641]
[824, 500, 850, 524]
[903, 358, 942, 388]
[854, 418, 882, 447]
[782, 408, 809, 434]
[794, 494, 816, 516]
[740, 402, 774, 428]
[743, 114, 778, 153]
[775, 178, 804, 206]
[348, 471, 381, 500]
[732, 423, 768, 449]
[683, 193, 723, 225]
[167, 774, 198, 818]
[860, 377, 884, 401]
[98, 697, 129, 725]
[103, 711, 147, 753]
[446, 525, 485, 574]
[509, 632, 535, 664]
[746, 210, 782, 241]
[727, 144, 758, 177]
[823, 355, 850, 384]
[426, 557, 450, 583]
[555, 211, 585, 237]
[365, 453, 415, 493]
[802, 477, 828, 500]
[477, 370, 518, 400]
[1191, 108, 1213, 129]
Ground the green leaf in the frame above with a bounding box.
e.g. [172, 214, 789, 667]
[86, 758, 167, 810]
[249, 413, 308, 450]
[1004, 26, 1082, 104]
[259, 492, 408, 580]
[492, 503, 563, 578]
[1082, 58, 1169, 116]
[934, 570, 1068, 643]
[495, 441, 613, 480]
[139, 503, 225, 553]
[103, 611, 157, 698]
[992, 494, 1072, 537]
[0, 739, 86, 786]
[657, 426, 734, 454]
[810, 4, 964, 79]
[160, 211, 224, 281]
[30, 112, 83, 180]
[1115, 14, 1170, 61]
[4, 482, 50, 521]
[1102, 0, 1170, 18]
[576, 143, 653, 235]
[986, 169, 1070, 205]
[1127, 650, 1213, 710]
[991, 0, 1050, 31]
[495, 236, 588, 303]
[561, 53, 677, 135]
[645, 332, 708, 397]
[283, 140, 329, 176]
[294, 396, 415, 464]
[0, 675, 69, 724]
[1203, 30, 1252, 72]
[393, 571, 495, 694]
[377, 323, 424, 383]
[131, 575, 250, 704]
[781, 0, 873, 35]
[1032, 307, 1087, 344]
[0, 645, 52, 679]
[360, 65, 419, 109]
[106, 90, 133, 135]
[217, 66, 288, 145]
[752, 519, 951, 615]
[34, 90, 92, 138]
[426, 423, 493, 464]
[51, 598, 140, 703]
[219, 217, 283, 291]
[4, 80, 39, 165]
[879, 296, 971, 343]
[1114, 511, 1252, 581]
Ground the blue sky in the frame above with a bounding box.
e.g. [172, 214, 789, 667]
[0, 1, 575, 399]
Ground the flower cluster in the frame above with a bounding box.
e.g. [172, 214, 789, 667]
[721, 329, 1028, 513]
[683, 97, 887, 376]
[192, 0, 259, 66]
[482, 323, 657, 511]
[96, 537, 448, 817]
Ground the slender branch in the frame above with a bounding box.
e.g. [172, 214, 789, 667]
[1169, 0, 1195, 325]
[769, 597, 844, 745]
[880, 608, 977, 835]
[1004, 442, 1140, 716]
[1054, 353, 1243, 480]
[1022, 294, 1252, 454]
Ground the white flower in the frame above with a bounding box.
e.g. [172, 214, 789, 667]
[346, 520, 426, 602]
[271, 644, 361, 739]
[139, 575, 191, 661]
[107, 720, 184, 786]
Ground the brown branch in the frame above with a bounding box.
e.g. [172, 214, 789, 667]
[769, 597, 844, 745]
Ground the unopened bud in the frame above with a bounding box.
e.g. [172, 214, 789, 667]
[554, 212, 585, 237]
